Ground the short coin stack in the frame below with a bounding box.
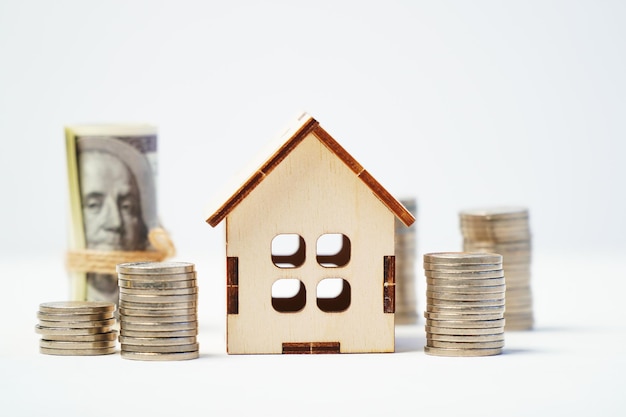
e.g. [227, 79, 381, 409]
[36, 301, 117, 355]
[423, 252, 505, 357]
[459, 207, 533, 330]
[394, 197, 418, 324]
[117, 261, 199, 361]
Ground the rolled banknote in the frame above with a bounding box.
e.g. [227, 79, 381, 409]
[65, 125, 174, 304]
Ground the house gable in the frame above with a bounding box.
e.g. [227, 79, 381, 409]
[205, 113, 415, 228]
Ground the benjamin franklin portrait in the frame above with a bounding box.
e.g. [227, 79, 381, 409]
[77, 136, 157, 303]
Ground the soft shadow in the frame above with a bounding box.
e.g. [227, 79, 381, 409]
[512, 325, 571, 333]
[395, 333, 426, 353]
[500, 348, 538, 355]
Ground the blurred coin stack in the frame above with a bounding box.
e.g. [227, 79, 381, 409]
[117, 261, 199, 361]
[423, 252, 505, 357]
[394, 197, 418, 324]
[36, 301, 117, 355]
[460, 207, 533, 330]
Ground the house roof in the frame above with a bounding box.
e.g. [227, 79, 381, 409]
[205, 113, 416, 228]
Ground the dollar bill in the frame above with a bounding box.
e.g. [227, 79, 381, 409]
[65, 124, 160, 304]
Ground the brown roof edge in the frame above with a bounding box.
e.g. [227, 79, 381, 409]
[359, 170, 416, 227]
[206, 115, 319, 227]
[206, 171, 264, 227]
[313, 124, 414, 227]
[260, 116, 319, 176]
[312, 125, 364, 175]
[206, 114, 416, 228]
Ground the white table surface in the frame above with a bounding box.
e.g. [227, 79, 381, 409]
[1, 250, 624, 417]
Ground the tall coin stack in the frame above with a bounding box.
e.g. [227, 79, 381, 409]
[36, 301, 117, 355]
[117, 261, 199, 361]
[459, 207, 533, 330]
[395, 197, 418, 324]
[423, 252, 505, 357]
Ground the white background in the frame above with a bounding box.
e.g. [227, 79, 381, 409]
[0, 1, 625, 416]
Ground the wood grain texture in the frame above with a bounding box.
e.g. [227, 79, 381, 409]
[225, 136, 395, 354]
[206, 117, 318, 227]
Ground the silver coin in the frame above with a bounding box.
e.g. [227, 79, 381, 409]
[504, 285, 532, 294]
[502, 265, 532, 273]
[505, 297, 533, 308]
[425, 270, 504, 279]
[502, 282, 531, 291]
[425, 325, 504, 336]
[119, 329, 197, 338]
[502, 279, 532, 287]
[427, 333, 504, 342]
[459, 207, 528, 220]
[424, 346, 502, 357]
[504, 307, 534, 315]
[463, 243, 531, 253]
[461, 229, 531, 240]
[427, 339, 505, 349]
[120, 350, 199, 361]
[506, 300, 533, 309]
[504, 321, 534, 331]
[116, 261, 195, 275]
[39, 339, 117, 349]
[461, 234, 531, 244]
[425, 318, 505, 329]
[119, 293, 198, 303]
[505, 285, 533, 294]
[423, 262, 502, 272]
[461, 225, 530, 234]
[37, 311, 114, 322]
[35, 325, 115, 336]
[460, 215, 529, 224]
[460, 219, 530, 229]
[423, 252, 502, 265]
[38, 318, 116, 329]
[40, 346, 117, 356]
[121, 343, 199, 353]
[117, 271, 197, 282]
[427, 284, 506, 294]
[119, 287, 198, 296]
[460, 219, 530, 228]
[118, 300, 198, 310]
[121, 321, 198, 332]
[118, 335, 197, 346]
[426, 298, 505, 308]
[424, 311, 504, 321]
[426, 291, 506, 301]
[41, 331, 118, 342]
[118, 307, 197, 317]
[118, 314, 197, 324]
[39, 301, 115, 314]
[119, 279, 197, 289]
[426, 277, 506, 287]
[426, 305, 505, 314]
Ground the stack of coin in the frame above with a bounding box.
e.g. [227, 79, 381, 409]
[459, 207, 533, 330]
[423, 252, 505, 357]
[36, 301, 117, 355]
[395, 197, 418, 324]
[117, 261, 199, 361]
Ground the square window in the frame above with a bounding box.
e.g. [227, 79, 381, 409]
[316, 233, 351, 267]
[271, 234, 305, 268]
[271, 278, 306, 312]
[317, 278, 351, 312]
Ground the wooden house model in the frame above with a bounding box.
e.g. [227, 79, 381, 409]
[205, 113, 415, 354]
